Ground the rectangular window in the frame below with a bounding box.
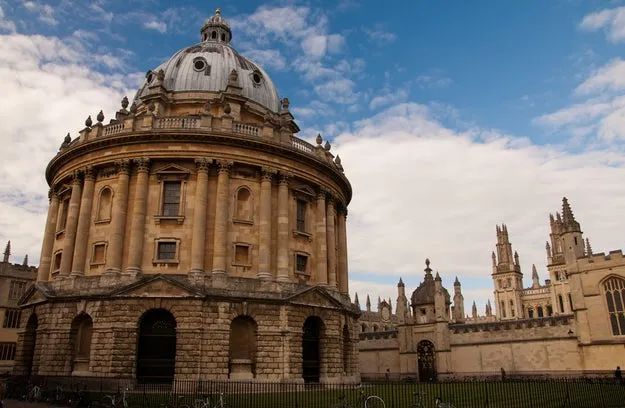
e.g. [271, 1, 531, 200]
[8, 281, 27, 300]
[92, 243, 106, 264]
[296, 200, 306, 232]
[296, 254, 308, 274]
[2, 309, 20, 329]
[59, 198, 70, 230]
[0, 343, 16, 361]
[234, 244, 250, 265]
[53, 252, 62, 273]
[162, 181, 181, 216]
[157, 242, 177, 260]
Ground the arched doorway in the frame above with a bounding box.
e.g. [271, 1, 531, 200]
[70, 313, 93, 373]
[302, 316, 323, 383]
[23, 314, 38, 377]
[417, 340, 436, 382]
[137, 309, 177, 383]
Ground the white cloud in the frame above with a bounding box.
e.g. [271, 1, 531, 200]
[415, 74, 453, 89]
[335, 103, 625, 309]
[575, 58, 625, 95]
[0, 4, 16, 33]
[143, 20, 167, 34]
[314, 78, 359, 104]
[369, 88, 408, 110]
[22, 1, 57, 26]
[580, 6, 625, 43]
[0, 33, 137, 262]
[364, 28, 396, 45]
[245, 49, 286, 71]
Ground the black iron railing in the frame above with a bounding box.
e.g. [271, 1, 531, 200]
[3, 376, 625, 408]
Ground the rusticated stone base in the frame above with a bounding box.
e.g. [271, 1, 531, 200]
[13, 274, 360, 383]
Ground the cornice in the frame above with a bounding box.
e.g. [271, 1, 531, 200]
[46, 130, 352, 204]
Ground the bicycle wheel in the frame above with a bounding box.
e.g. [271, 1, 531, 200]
[364, 395, 385, 408]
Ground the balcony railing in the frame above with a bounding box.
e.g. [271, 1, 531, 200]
[233, 122, 259, 137]
[102, 123, 124, 136]
[155, 117, 200, 129]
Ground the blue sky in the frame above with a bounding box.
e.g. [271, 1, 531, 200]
[3, 0, 625, 313]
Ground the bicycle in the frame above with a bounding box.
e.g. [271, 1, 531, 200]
[180, 392, 227, 408]
[434, 396, 456, 408]
[332, 387, 385, 408]
[101, 388, 129, 408]
[25, 384, 43, 402]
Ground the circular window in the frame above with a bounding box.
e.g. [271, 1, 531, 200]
[252, 72, 262, 84]
[194, 59, 206, 72]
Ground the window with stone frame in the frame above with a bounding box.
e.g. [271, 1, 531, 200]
[162, 181, 181, 216]
[155, 164, 189, 223]
[296, 199, 307, 232]
[0, 343, 16, 360]
[233, 243, 251, 266]
[8, 280, 27, 300]
[527, 307, 534, 319]
[71, 314, 93, 372]
[295, 253, 308, 275]
[604, 276, 625, 336]
[156, 241, 177, 261]
[53, 251, 62, 274]
[510, 300, 515, 317]
[501, 301, 506, 318]
[58, 197, 70, 232]
[2, 309, 20, 328]
[537, 306, 544, 318]
[91, 242, 106, 265]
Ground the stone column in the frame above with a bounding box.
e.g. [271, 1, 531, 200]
[70, 166, 96, 277]
[189, 158, 211, 276]
[59, 171, 83, 277]
[337, 208, 349, 294]
[326, 197, 337, 288]
[125, 158, 150, 276]
[211, 160, 232, 275]
[105, 159, 130, 275]
[257, 168, 274, 280]
[316, 191, 328, 285]
[37, 189, 60, 281]
[276, 174, 290, 282]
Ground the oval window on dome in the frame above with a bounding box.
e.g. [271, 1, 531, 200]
[251, 70, 263, 86]
[193, 57, 209, 74]
[146, 70, 154, 84]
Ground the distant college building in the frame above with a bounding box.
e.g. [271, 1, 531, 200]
[15, 9, 357, 383]
[359, 198, 625, 379]
[0, 242, 36, 373]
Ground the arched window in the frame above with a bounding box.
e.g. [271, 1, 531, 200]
[558, 294, 565, 313]
[537, 306, 544, 318]
[234, 187, 253, 222]
[361, 323, 366, 332]
[21, 314, 38, 377]
[527, 307, 534, 319]
[211, 31, 217, 39]
[229, 316, 257, 379]
[96, 187, 112, 222]
[501, 301, 506, 318]
[498, 279, 502, 289]
[603, 277, 625, 336]
[547, 305, 553, 316]
[342, 325, 350, 374]
[373, 324, 379, 332]
[71, 313, 93, 372]
[510, 300, 515, 317]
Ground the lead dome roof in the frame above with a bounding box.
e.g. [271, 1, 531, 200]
[134, 9, 281, 113]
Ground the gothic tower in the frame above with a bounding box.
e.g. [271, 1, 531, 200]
[452, 276, 465, 323]
[492, 224, 524, 319]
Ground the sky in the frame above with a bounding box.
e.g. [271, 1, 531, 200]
[2, 0, 625, 314]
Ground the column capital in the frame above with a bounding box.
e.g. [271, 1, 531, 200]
[260, 166, 276, 182]
[133, 157, 151, 173]
[278, 172, 291, 185]
[316, 188, 328, 201]
[71, 170, 82, 185]
[115, 159, 131, 175]
[83, 165, 95, 181]
[216, 160, 233, 174]
[194, 157, 212, 173]
[48, 188, 58, 201]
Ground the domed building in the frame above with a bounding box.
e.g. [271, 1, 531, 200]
[15, 9, 358, 384]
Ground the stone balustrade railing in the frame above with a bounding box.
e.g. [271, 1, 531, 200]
[92, 116, 333, 167]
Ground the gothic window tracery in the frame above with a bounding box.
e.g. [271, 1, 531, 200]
[603, 277, 625, 336]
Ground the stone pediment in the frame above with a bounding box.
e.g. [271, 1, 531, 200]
[111, 275, 202, 298]
[19, 283, 49, 306]
[287, 286, 351, 311]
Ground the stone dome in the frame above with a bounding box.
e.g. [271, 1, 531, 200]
[411, 260, 451, 306]
[135, 9, 281, 112]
